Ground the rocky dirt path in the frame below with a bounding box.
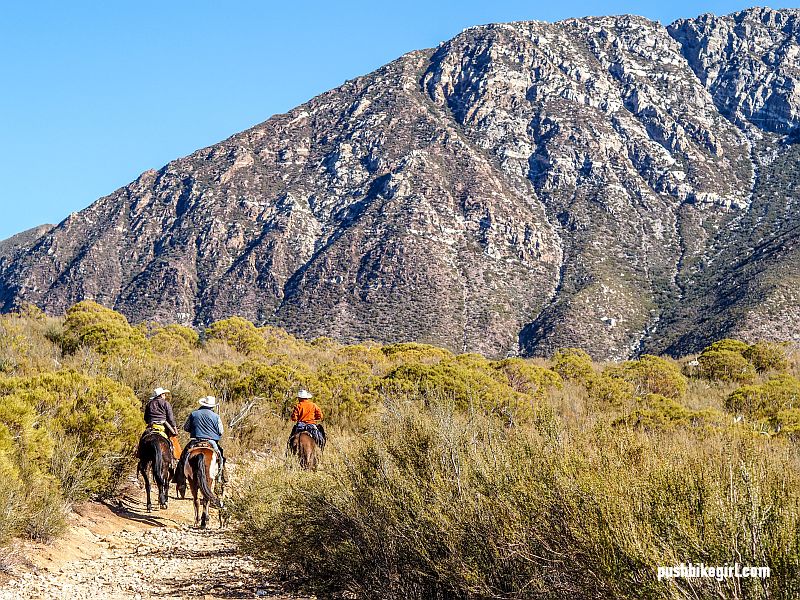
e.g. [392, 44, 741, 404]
[0, 478, 304, 600]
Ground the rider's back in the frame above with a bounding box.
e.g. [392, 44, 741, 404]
[184, 408, 223, 440]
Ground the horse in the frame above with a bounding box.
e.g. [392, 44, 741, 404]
[183, 443, 224, 528]
[289, 429, 321, 470]
[137, 430, 172, 512]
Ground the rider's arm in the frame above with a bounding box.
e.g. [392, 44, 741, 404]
[183, 414, 192, 433]
[290, 404, 300, 422]
[143, 401, 151, 423]
[314, 404, 323, 421]
[216, 414, 224, 436]
[166, 402, 178, 432]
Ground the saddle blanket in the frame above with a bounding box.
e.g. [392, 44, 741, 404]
[140, 425, 181, 459]
[293, 422, 325, 448]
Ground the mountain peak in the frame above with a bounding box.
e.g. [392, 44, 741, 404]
[2, 8, 799, 359]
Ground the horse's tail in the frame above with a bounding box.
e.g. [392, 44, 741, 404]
[190, 452, 220, 508]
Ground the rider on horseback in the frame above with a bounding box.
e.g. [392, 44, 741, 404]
[143, 387, 179, 460]
[289, 389, 326, 449]
[175, 396, 226, 487]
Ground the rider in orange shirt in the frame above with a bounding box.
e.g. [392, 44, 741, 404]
[290, 389, 326, 447]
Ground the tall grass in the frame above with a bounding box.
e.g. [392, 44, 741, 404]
[230, 406, 800, 599]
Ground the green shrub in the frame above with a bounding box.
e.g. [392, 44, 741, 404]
[0, 371, 141, 496]
[696, 349, 756, 383]
[382, 359, 541, 424]
[618, 394, 726, 430]
[552, 348, 595, 381]
[744, 342, 789, 374]
[232, 362, 311, 415]
[609, 354, 688, 399]
[492, 358, 563, 400]
[148, 323, 199, 356]
[62, 301, 148, 356]
[380, 342, 452, 365]
[586, 373, 635, 406]
[726, 375, 800, 419]
[770, 409, 800, 437]
[205, 316, 267, 355]
[704, 338, 751, 354]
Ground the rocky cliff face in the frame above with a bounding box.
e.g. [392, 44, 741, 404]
[1, 7, 799, 359]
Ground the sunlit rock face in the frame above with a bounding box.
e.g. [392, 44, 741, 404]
[2, 7, 799, 359]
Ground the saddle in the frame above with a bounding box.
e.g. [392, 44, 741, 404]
[187, 440, 215, 451]
[184, 440, 222, 472]
[141, 424, 181, 460]
[143, 423, 170, 441]
[290, 422, 326, 449]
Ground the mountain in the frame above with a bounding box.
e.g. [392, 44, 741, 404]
[1, 7, 799, 360]
[0, 225, 53, 266]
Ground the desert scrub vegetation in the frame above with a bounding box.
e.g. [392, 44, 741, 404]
[1, 301, 799, 597]
[231, 407, 800, 600]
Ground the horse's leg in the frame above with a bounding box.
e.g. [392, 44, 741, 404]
[299, 434, 315, 470]
[202, 496, 209, 529]
[159, 463, 169, 510]
[141, 463, 152, 512]
[191, 481, 200, 527]
[218, 481, 225, 528]
[297, 436, 308, 469]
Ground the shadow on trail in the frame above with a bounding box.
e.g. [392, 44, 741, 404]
[101, 494, 183, 528]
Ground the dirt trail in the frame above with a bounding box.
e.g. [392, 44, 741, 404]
[0, 477, 304, 600]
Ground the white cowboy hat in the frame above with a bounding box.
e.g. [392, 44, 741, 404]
[150, 387, 170, 400]
[198, 396, 217, 408]
[297, 389, 313, 399]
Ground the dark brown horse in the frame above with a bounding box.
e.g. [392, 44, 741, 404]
[137, 431, 172, 512]
[289, 430, 321, 470]
[183, 444, 224, 528]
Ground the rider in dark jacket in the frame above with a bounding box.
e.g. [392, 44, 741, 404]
[143, 387, 178, 459]
[144, 387, 178, 434]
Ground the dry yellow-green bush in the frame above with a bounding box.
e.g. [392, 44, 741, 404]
[617, 393, 727, 431]
[744, 342, 789, 374]
[204, 316, 268, 355]
[0, 367, 141, 541]
[696, 349, 756, 383]
[492, 358, 562, 400]
[230, 407, 800, 600]
[552, 347, 595, 381]
[608, 354, 688, 399]
[704, 338, 751, 354]
[62, 300, 149, 356]
[148, 323, 199, 356]
[0, 371, 141, 495]
[725, 375, 800, 420]
[381, 358, 542, 424]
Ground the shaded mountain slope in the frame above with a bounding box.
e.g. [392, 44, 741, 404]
[2, 7, 799, 359]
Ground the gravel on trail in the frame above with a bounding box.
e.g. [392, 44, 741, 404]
[0, 481, 307, 600]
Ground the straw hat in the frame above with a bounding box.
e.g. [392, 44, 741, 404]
[150, 387, 170, 400]
[198, 396, 217, 408]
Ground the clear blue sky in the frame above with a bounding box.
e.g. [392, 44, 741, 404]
[0, 1, 793, 240]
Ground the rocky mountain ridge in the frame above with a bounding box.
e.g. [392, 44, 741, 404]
[1, 7, 799, 359]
